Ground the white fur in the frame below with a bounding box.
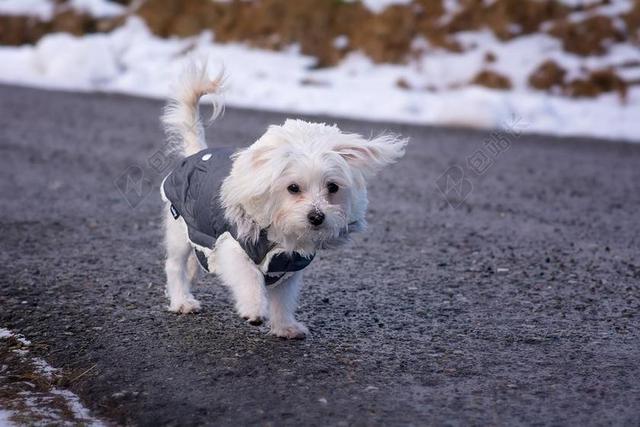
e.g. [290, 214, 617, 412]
[162, 60, 225, 156]
[161, 61, 407, 339]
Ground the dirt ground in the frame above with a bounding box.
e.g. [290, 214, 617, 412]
[0, 84, 639, 426]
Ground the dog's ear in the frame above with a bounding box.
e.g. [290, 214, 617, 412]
[220, 131, 290, 218]
[334, 134, 408, 181]
[223, 145, 281, 202]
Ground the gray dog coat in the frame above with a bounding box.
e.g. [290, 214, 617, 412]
[162, 147, 314, 285]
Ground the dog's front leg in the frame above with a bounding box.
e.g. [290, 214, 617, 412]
[213, 234, 268, 325]
[267, 271, 308, 339]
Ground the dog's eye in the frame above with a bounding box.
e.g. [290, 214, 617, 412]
[327, 182, 339, 194]
[287, 184, 300, 194]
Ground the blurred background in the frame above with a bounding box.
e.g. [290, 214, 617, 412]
[0, 0, 638, 141]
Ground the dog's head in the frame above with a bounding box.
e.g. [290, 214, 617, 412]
[221, 119, 407, 253]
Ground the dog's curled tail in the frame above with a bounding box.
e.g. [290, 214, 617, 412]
[162, 60, 226, 157]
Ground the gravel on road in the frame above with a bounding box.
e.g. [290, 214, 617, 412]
[1, 84, 639, 426]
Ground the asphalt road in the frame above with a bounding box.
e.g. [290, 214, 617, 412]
[1, 84, 639, 426]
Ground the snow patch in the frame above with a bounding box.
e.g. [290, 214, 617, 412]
[31, 358, 59, 381]
[50, 389, 102, 424]
[0, 328, 31, 345]
[0, 0, 53, 20]
[0, 409, 15, 427]
[357, 0, 413, 13]
[567, 1, 633, 22]
[0, 0, 125, 19]
[69, 0, 125, 18]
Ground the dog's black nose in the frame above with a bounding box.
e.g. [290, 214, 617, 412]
[307, 210, 325, 226]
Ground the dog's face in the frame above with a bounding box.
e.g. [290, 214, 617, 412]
[266, 145, 360, 251]
[221, 120, 407, 253]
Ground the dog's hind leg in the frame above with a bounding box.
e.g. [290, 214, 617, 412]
[186, 252, 201, 288]
[164, 208, 202, 314]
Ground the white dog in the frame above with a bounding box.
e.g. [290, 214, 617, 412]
[160, 62, 407, 339]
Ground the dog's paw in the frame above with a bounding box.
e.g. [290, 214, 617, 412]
[270, 321, 308, 340]
[168, 296, 202, 314]
[242, 315, 266, 326]
[236, 303, 267, 326]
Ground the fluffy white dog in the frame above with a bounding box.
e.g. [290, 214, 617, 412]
[160, 63, 407, 339]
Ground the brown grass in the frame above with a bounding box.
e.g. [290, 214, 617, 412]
[549, 15, 624, 56]
[0, 0, 635, 100]
[471, 69, 512, 90]
[564, 68, 628, 100]
[528, 60, 567, 91]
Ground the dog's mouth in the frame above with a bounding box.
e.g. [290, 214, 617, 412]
[275, 215, 355, 248]
[307, 220, 358, 239]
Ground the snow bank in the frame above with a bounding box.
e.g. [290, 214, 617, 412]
[0, 16, 638, 142]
